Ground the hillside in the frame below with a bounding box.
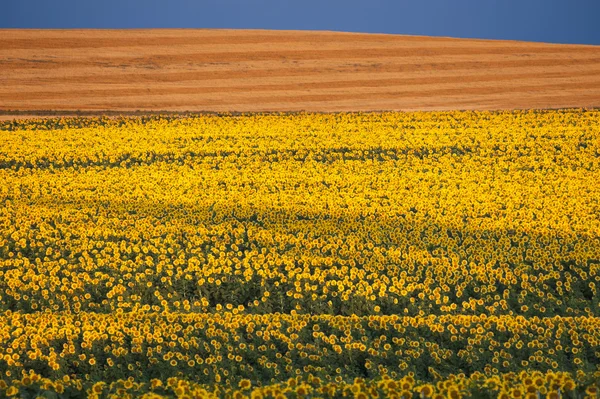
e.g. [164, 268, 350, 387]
[1, 29, 599, 115]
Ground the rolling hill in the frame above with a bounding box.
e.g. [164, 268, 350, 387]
[1, 29, 599, 115]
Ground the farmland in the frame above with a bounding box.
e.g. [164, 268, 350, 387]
[1, 110, 599, 397]
[1, 29, 600, 115]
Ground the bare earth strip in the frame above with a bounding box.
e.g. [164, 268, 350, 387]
[1, 29, 599, 117]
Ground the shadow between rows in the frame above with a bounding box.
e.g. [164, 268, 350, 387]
[2, 195, 598, 317]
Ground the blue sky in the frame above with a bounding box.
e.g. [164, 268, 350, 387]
[2, 0, 600, 45]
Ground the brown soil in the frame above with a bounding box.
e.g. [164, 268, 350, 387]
[1, 29, 599, 117]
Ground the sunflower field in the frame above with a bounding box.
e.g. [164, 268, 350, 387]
[0, 110, 599, 398]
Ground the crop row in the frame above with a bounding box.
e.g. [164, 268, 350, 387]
[0, 312, 598, 385]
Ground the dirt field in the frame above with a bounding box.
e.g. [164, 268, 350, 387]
[1, 29, 599, 116]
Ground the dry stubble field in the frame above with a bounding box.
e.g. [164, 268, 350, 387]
[1, 29, 600, 115]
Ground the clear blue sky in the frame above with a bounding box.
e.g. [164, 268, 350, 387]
[2, 0, 600, 45]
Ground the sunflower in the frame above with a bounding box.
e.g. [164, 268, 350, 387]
[400, 390, 412, 399]
[420, 385, 434, 397]
[498, 391, 510, 399]
[448, 388, 461, 399]
[563, 380, 575, 391]
[296, 385, 308, 396]
[92, 382, 104, 394]
[150, 379, 163, 389]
